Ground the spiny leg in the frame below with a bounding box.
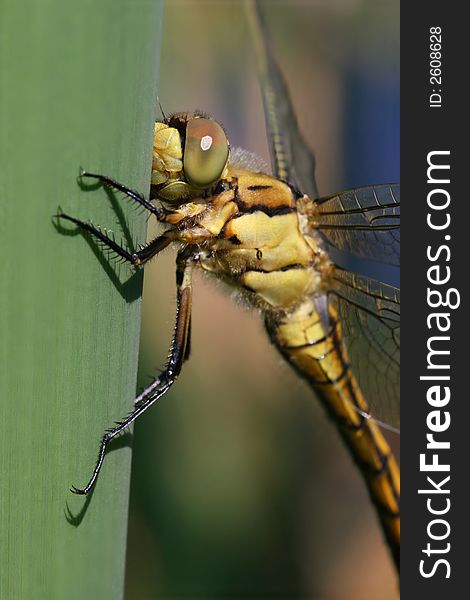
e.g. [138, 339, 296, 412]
[71, 252, 193, 495]
[55, 207, 174, 266]
[79, 169, 170, 220]
[134, 296, 192, 407]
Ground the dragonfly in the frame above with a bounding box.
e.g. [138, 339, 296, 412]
[56, 0, 400, 573]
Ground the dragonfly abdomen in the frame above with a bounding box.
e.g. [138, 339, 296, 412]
[265, 297, 400, 567]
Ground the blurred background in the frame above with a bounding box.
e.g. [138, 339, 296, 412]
[125, 1, 399, 598]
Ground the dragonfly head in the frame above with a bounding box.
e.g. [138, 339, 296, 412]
[151, 112, 230, 204]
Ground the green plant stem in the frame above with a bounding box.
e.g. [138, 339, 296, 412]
[0, 1, 162, 598]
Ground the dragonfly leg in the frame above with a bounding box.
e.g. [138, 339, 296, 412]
[54, 207, 174, 266]
[78, 169, 168, 219]
[70, 252, 193, 495]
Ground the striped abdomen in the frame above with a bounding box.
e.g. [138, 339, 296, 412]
[265, 298, 400, 568]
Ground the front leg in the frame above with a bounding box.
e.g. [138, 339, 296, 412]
[70, 251, 193, 495]
[55, 207, 175, 266]
[79, 169, 171, 221]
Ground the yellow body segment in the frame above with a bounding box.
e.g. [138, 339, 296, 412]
[241, 269, 317, 307]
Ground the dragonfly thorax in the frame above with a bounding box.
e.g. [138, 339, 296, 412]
[158, 164, 330, 312]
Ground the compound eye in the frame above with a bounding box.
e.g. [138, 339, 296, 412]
[183, 117, 229, 188]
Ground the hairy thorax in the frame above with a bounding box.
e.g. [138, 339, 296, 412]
[161, 166, 334, 313]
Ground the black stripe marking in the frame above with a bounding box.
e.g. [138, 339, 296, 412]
[234, 199, 295, 216]
[247, 184, 272, 191]
[243, 263, 306, 275]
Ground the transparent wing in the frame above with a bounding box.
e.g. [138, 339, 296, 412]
[329, 267, 400, 429]
[245, 1, 400, 429]
[310, 184, 400, 267]
[245, 0, 318, 199]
